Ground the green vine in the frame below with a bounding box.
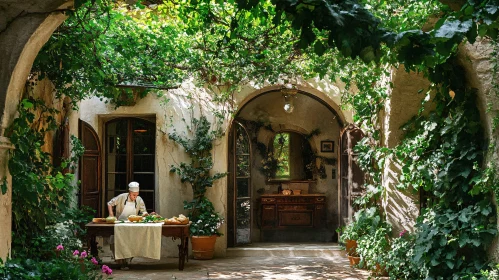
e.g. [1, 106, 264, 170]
[168, 114, 227, 235]
[6, 98, 87, 258]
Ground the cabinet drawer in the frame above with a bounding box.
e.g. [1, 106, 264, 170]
[278, 211, 313, 227]
[261, 198, 275, 203]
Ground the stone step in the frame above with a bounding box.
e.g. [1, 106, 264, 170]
[226, 242, 345, 257]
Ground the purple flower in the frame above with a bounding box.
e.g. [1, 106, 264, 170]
[56, 244, 64, 251]
[73, 250, 80, 256]
[399, 229, 408, 237]
[80, 251, 87, 258]
[91, 257, 98, 265]
[102, 265, 113, 275]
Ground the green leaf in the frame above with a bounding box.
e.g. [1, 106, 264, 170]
[434, 19, 472, 39]
[446, 260, 455, 269]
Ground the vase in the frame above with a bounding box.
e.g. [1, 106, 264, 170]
[345, 239, 358, 256]
[191, 235, 217, 260]
[348, 255, 361, 266]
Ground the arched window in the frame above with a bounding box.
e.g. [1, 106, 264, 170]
[105, 118, 156, 213]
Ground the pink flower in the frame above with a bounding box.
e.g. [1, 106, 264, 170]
[56, 244, 64, 251]
[73, 250, 80, 256]
[102, 265, 113, 275]
[80, 251, 87, 258]
[399, 229, 408, 237]
[91, 257, 98, 265]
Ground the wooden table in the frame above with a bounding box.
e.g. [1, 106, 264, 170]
[85, 223, 190, 270]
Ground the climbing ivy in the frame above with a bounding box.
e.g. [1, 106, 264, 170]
[7, 98, 86, 258]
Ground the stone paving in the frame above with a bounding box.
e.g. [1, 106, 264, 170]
[104, 255, 375, 280]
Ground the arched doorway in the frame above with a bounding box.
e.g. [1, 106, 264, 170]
[228, 89, 345, 244]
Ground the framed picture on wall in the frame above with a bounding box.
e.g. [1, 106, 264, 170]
[321, 140, 334, 153]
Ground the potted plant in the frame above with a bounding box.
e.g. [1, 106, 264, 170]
[184, 197, 224, 259]
[169, 115, 227, 260]
[339, 207, 381, 265]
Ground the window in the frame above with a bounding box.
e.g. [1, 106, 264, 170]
[105, 118, 156, 213]
[273, 133, 290, 178]
[269, 131, 313, 180]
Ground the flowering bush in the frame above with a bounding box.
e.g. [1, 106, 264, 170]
[0, 244, 112, 279]
[184, 197, 224, 236]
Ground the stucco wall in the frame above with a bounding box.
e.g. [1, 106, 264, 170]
[457, 38, 499, 260]
[78, 78, 351, 254]
[79, 85, 229, 257]
[382, 67, 432, 235]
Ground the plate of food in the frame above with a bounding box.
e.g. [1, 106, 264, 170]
[92, 218, 107, 224]
[165, 214, 190, 225]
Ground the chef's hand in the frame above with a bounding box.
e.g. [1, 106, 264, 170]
[142, 212, 149, 217]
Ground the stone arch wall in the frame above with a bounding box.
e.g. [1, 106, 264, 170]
[0, 1, 70, 261]
[236, 85, 349, 127]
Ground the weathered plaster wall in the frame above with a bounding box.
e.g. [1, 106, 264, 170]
[78, 78, 350, 254]
[79, 85, 229, 257]
[457, 38, 499, 260]
[382, 67, 432, 235]
[0, 137, 14, 261]
[0, 4, 68, 261]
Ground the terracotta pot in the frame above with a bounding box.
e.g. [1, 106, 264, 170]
[348, 255, 361, 266]
[78, 259, 86, 273]
[345, 239, 358, 256]
[191, 235, 217, 260]
[373, 263, 388, 276]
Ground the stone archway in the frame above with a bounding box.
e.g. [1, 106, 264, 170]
[228, 86, 348, 243]
[0, 1, 70, 260]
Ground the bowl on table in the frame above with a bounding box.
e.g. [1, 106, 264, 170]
[128, 215, 143, 222]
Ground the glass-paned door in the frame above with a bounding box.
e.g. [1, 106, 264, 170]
[106, 118, 156, 213]
[235, 122, 251, 244]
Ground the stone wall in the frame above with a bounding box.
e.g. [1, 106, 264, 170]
[457, 38, 499, 260]
[381, 67, 433, 235]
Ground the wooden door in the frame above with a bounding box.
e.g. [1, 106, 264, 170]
[228, 121, 252, 246]
[339, 125, 365, 227]
[79, 120, 102, 217]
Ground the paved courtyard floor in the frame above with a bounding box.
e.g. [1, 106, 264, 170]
[103, 255, 375, 280]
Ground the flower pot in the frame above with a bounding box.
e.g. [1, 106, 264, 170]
[345, 239, 358, 256]
[78, 259, 86, 273]
[191, 235, 217, 260]
[372, 263, 388, 276]
[348, 255, 361, 266]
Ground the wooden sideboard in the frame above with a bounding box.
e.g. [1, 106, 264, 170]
[260, 194, 326, 229]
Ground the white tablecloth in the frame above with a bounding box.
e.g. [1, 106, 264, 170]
[114, 223, 163, 260]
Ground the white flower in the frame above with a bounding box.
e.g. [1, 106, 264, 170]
[211, 214, 215, 217]
[197, 220, 202, 223]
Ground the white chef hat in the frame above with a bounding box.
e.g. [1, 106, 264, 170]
[128, 181, 140, 192]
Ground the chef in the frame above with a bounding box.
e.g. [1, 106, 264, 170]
[107, 181, 148, 220]
[107, 181, 149, 269]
